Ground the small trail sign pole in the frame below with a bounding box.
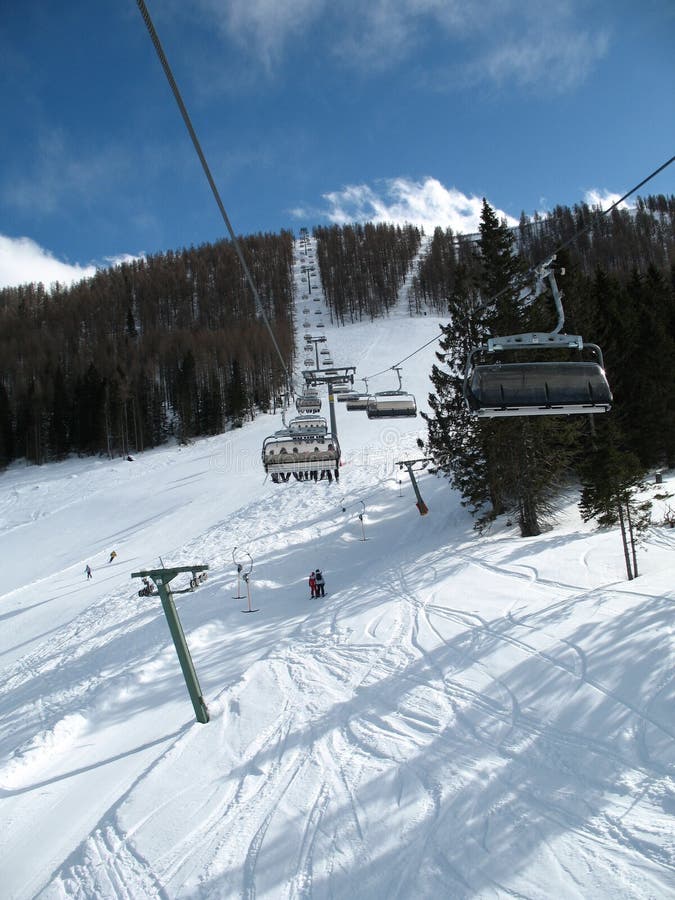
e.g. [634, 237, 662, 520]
[132, 564, 210, 724]
[358, 501, 368, 541]
[242, 573, 259, 614]
[232, 547, 251, 599]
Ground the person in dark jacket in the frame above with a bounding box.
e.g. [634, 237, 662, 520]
[85, 564, 92, 580]
[314, 569, 325, 597]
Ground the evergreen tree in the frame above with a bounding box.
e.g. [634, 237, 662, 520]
[424, 201, 579, 535]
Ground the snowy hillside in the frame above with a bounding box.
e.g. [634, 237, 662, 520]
[1, 238, 674, 899]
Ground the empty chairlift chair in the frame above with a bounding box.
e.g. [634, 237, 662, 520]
[345, 378, 371, 410]
[366, 367, 417, 418]
[463, 258, 612, 418]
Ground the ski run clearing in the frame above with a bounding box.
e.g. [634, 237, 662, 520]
[1, 238, 674, 900]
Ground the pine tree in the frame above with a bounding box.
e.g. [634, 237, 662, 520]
[424, 201, 579, 535]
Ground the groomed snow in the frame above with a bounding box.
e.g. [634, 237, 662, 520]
[1, 238, 674, 899]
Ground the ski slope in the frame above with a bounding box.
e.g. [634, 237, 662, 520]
[1, 239, 674, 899]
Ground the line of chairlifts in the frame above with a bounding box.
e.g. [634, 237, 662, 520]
[263, 257, 611, 485]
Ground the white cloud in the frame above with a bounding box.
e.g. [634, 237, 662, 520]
[583, 188, 631, 211]
[197, 0, 322, 71]
[0, 236, 143, 291]
[305, 177, 518, 233]
[0, 235, 96, 290]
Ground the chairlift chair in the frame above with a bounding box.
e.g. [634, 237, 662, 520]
[366, 368, 417, 418]
[346, 394, 370, 410]
[262, 430, 341, 483]
[296, 391, 321, 414]
[463, 258, 612, 418]
[337, 391, 358, 403]
[288, 414, 328, 438]
[345, 379, 371, 410]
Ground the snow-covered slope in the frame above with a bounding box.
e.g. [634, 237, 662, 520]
[1, 238, 674, 899]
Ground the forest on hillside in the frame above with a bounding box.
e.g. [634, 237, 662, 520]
[0, 196, 673, 478]
[0, 232, 296, 464]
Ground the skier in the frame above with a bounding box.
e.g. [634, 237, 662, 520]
[315, 569, 325, 597]
[109, 550, 117, 564]
[85, 564, 92, 580]
[309, 572, 317, 599]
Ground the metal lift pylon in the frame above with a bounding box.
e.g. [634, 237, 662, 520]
[132, 564, 210, 724]
[397, 459, 431, 516]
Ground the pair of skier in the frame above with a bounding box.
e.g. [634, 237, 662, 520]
[308, 569, 325, 598]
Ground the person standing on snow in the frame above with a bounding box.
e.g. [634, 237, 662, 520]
[109, 550, 117, 564]
[85, 564, 92, 579]
[314, 569, 325, 597]
[309, 572, 317, 599]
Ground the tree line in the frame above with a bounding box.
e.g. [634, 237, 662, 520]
[0, 232, 295, 465]
[313, 223, 422, 324]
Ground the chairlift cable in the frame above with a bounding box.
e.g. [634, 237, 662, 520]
[360, 154, 675, 382]
[135, 0, 291, 390]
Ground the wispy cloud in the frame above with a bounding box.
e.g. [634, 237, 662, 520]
[195, 0, 323, 72]
[2, 130, 132, 217]
[196, 0, 610, 91]
[472, 26, 610, 93]
[293, 176, 518, 233]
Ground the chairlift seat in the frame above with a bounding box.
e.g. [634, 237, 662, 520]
[466, 361, 612, 417]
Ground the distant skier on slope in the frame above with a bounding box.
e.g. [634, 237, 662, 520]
[314, 569, 325, 597]
[109, 550, 117, 564]
[85, 564, 92, 580]
[309, 572, 317, 599]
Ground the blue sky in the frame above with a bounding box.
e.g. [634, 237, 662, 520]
[1, 0, 673, 289]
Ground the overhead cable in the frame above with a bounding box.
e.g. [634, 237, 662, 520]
[135, 0, 291, 385]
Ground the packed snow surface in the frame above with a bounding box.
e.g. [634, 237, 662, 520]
[1, 239, 674, 899]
